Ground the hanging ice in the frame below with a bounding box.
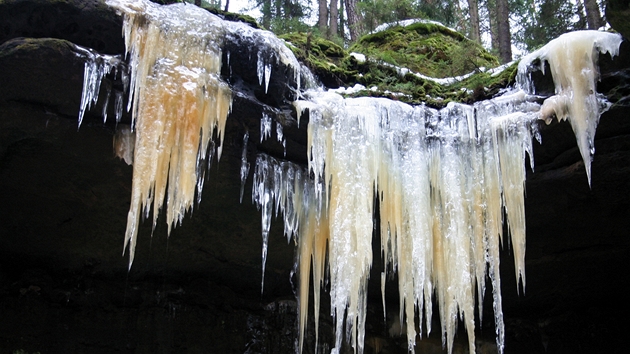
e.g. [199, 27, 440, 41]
[76, 1, 622, 353]
[76, 46, 127, 128]
[104, 0, 233, 267]
[240, 131, 250, 203]
[519, 31, 622, 185]
[260, 112, 272, 142]
[264, 31, 621, 354]
[291, 92, 541, 354]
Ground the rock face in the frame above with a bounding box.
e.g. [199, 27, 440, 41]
[1, 1, 629, 353]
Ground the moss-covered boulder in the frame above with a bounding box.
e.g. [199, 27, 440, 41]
[282, 21, 516, 108]
[0, 0, 124, 54]
[351, 21, 499, 78]
[280, 32, 360, 88]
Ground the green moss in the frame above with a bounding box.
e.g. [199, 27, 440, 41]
[203, 7, 261, 29]
[351, 21, 499, 79]
[281, 32, 360, 88]
[0, 37, 77, 59]
[280, 22, 519, 107]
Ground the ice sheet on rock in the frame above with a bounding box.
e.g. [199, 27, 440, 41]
[223, 19, 302, 94]
[113, 125, 136, 165]
[276, 121, 286, 155]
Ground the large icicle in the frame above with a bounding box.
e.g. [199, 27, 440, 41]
[105, 0, 232, 267]
[519, 30, 623, 185]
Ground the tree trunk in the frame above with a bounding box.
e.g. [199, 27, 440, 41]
[488, 0, 499, 53]
[319, 0, 328, 35]
[467, 0, 481, 43]
[330, 0, 339, 38]
[194, 0, 201, 6]
[584, 0, 604, 29]
[345, 0, 362, 41]
[224, 0, 230, 12]
[261, 0, 272, 29]
[339, 0, 345, 40]
[275, 0, 282, 19]
[576, 0, 588, 30]
[496, 0, 512, 63]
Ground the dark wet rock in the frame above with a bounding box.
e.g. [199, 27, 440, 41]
[0, 0, 124, 54]
[607, 0, 630, 40]
[0, 37, 94, 118]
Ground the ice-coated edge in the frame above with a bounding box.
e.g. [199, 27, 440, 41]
[372, 18, 458, 35]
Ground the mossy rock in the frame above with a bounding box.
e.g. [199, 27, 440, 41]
[203, 6, 261, 29]
[280, 32, 360, 88]
[351, 21, 499, 79]
[0, 0, 124, 53]
[280, 21, 518, 108]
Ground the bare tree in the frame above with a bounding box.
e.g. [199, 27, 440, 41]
[345, 0, 362, 41]
[584, 0, 604, 29]
[496, 0, 512, 63]
[339, 0, 345, 40]
[576, 0, 588, 29]
[319, 0, 328, 35]
[330, 0, 339, 38]
[468, 0, 481, 43]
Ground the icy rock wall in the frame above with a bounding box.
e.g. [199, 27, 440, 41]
[261, 31, 622, 354]
[77, 1, 622, 353]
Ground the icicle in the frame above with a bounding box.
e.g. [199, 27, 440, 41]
[276, 121, 286, 155]
[260, 112, 272, 142]
[255, 52, 274, 94]
[252, 154, 309, 293]
[101, 82, 112, 123]
[76, 45, 125, 128]
[100, 0, 233, 268]
[114, 90, 124, 124]
[240, 131, 250, 203]
[257, 50, 265, 89]
[518, 30, 623, 185]
[264, 63, 272, 94]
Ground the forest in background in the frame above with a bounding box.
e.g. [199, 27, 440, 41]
[181, 0, 607, 63]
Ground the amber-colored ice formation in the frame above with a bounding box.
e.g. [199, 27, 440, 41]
[77, 1, 622, 352]
[108, 0, 232, 266]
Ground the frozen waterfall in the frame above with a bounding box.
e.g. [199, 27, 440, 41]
[76, 1, 622, 353]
